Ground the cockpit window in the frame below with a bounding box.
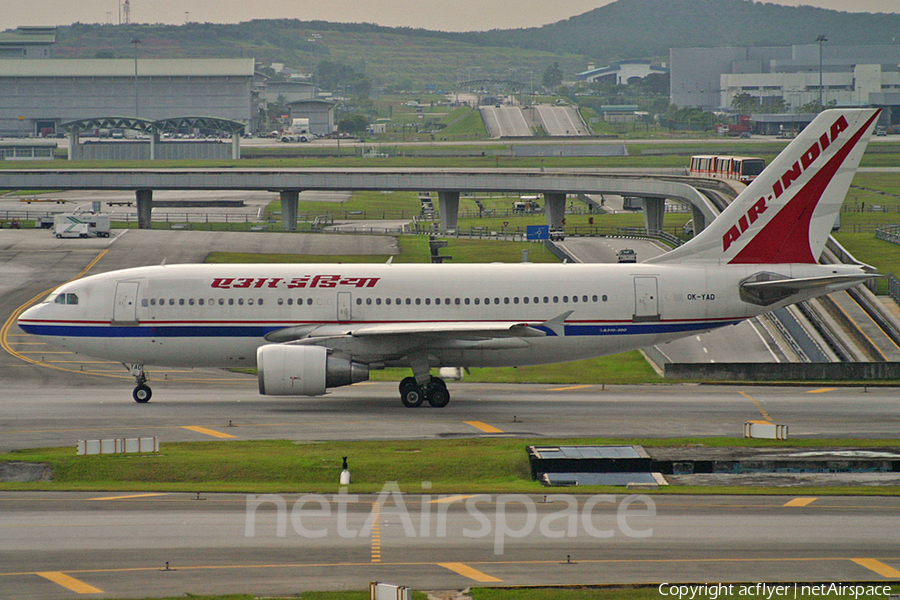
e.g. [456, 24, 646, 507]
[54, 293, 79, 305]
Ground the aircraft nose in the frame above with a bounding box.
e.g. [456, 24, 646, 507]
[17, 303, 47, 335]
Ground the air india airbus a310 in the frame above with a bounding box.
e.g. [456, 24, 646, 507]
[18, 109, 881, 408]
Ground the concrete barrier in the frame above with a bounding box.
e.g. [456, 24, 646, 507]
[665, 362, 900, 381]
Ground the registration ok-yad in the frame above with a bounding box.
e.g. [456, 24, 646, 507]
[18, 109, 882, 408]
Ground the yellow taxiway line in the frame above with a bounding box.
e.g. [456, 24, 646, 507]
[438, 562, 503, 582]
[783, 497, 818, 507]
[181, 426, 237, 439]
[36, 571, 102, 594]
[464, 421, 503, 433]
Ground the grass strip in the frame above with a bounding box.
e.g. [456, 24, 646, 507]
[1, 438, 898, 495]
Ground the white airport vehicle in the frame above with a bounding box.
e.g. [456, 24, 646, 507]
[53, 213, 111, 239]
[19, 109, 880, 407]
[280, 118, 312, 143]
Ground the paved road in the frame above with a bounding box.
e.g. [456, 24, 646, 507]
[1, 492, 898, 598]
[480, 106, 532, 138]
[536, 105, 589, 136]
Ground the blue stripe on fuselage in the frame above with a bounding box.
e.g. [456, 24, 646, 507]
[19, 320, 741, 339]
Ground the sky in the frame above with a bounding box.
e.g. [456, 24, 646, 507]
[3, 0, 900, 33]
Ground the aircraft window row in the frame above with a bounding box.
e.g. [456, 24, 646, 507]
[276, 298, 315, 306]
[142, 298, 266, 307]
[353, 294, 608, 306]
[53, 293, 79, 305]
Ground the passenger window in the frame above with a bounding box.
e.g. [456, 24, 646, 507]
[366, 298, 372, 305]
[465, 298, 470, 305]
[435, 298, 441, 305]
[523, 297, 529, 304]
[278, 298, 284, 306]
[179, 299, 185, 306]
[307, 299, 313, 306]
[150, 299, 156, 306]
[228, 299, 234, 306]
[248, 298, 254, 305]
[455, 298, 460, 305]
[505, 298, 510, 304]
[355, 298, 361, 305]
[602, 295, 608, 302]
[425, 298, 431, 305]
[386, 298, 391, 305]
[376, 298, 382, 305]
[484, 298, 490, 305]
[169, 299, 175, 306]
[446, 298, 451, 305]
[415, 298, 421, 305]
[513, 297, 519, 304]
[494, 298, 499, 304]
[238, 298, 244, 306]
[553, 296, 559, 303]
[582, 295, 588, 303]
[405, 298, 411, 305]
[563, 296, 569, 302]
[142, 299, 148, 307]
[543, 296, 549, 303]
[219, 298, 224, 305]
[592, 295, 598, 302]
[189, 298, 195, 306]
[259, 299, 264, 306]
[474, 298, 480, 305]
[573, 296, 578, 303]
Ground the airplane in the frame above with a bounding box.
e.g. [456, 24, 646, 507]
[18, 108, 881, 408]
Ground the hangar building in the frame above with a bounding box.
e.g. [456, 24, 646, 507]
[0, 58, 256, 137]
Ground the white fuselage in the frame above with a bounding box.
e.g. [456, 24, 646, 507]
[18, 261, 850, 370]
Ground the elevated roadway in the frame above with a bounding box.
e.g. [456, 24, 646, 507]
[0, 168, 721, 236]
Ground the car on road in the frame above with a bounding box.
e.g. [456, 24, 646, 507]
[617, 248, 637, 263]
[549, 229, 565, 241]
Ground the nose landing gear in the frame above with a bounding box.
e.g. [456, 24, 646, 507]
[128, 364, 152, 403]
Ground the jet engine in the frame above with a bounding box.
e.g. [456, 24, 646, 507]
[257, 345, 369, 396]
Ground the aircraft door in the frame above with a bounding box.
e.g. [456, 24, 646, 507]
[112, 281, 140, 326]
[633, 276, 660, 322]
[337, 292, 352, 323]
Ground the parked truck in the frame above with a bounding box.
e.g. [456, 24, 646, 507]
[280, 118, 312, 143]
[54, 213, 110, 239]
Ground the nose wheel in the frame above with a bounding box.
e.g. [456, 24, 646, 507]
[127, 364, 152, 403]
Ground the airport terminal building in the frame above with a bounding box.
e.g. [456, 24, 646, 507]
[670, 44, 900, 124]
[0, 58, 256, 137]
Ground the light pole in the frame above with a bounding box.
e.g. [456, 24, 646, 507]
[816, 34, 827, 111]
[131, 38, 141, 118]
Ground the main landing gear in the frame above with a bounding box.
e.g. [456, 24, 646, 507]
[399, 376, 449, 408]
[128, 364, 152, 403]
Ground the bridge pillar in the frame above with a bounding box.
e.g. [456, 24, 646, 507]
[149, 133, 158, 161]
[438, 191, 459, 231]
[643, 197, 665, 233]
[691, 205, 707, 234]
[231, 133, 241, 160]
[280, 190, 299, 232]
[67, 132, 80, 161]
[544, 192, 566, 229]
[135, 189, 153, 229]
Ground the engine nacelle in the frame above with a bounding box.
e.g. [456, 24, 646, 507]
[257, 345, 369, 396]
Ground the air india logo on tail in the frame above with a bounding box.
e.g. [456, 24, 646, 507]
[722, 115, 851, 254]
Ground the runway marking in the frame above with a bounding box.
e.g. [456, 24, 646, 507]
[181, 426, 237, 439]
[806, 388, 838, 394]
[547, 384, 593, 392]
[783, 497, 817, 507]
[430, 495, 475, 504]
[739, 391, 773, 422]
[851, 558, 900, 578]
[90, 493, 169, 501]
[370, 501, 382, 563]
[36, 572, 103, 594]
[438, 562, 503, 583]
[464, 421, 504, 434]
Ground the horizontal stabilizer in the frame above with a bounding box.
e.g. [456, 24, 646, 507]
[740, 273, 876, 306]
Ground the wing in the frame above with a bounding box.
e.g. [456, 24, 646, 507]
[263, 311, 573, 362]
